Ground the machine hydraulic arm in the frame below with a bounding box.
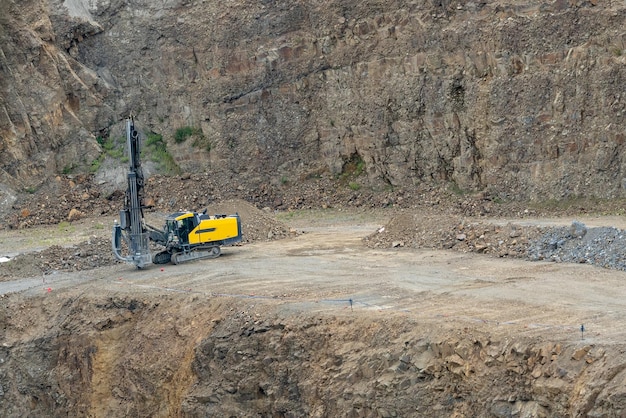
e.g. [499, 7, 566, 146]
[112, 118, 155, 268]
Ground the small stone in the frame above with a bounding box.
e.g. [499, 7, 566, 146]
[378, 408, 393, 418]
[572, 346, 591, 361]
[68, 208, 83, 221]
[570, 221, 587, 238]
[446, 354, 465, 367]
[532, 367, 543, 378]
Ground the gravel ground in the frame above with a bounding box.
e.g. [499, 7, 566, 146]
[5, 212, 626, 282]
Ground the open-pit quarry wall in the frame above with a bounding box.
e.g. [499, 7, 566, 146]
[0, 0, 625, 201]
[1, 291, 625, 417]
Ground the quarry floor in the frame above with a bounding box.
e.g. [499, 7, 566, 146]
[2, 210, 625, 344]
[1, 209, 626, 416]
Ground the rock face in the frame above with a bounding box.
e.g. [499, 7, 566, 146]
[2, 294, 626, 417]
[0, 0, 625, 199]
[0, 0, 104, 188]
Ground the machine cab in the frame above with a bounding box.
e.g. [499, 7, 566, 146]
[164, 212, 197, 245]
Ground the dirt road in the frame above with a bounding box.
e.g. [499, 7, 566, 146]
[4, 211, 624, 344]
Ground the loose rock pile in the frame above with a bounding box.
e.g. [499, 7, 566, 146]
[364, 213, 543, 259]
[0, 236, 113, 279]
[528, 221, 626, 271]
[3, 172, 539, 230]
[368, 214, 626, 272]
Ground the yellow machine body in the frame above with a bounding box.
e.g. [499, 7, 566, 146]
[169, 212, 242, 247]
[173, 212, 240, 245]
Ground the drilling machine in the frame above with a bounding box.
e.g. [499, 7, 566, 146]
[112, 118, 242, 268]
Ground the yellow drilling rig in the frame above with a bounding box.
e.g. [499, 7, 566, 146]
[112, 118, 242, 268]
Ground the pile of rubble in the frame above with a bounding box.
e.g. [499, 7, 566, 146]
[364, 212, 543, 259]
[3, 173, 541, 230]
[3, 175, 116, 229]
[528, 221, 626, 271]
[367, 214, 626, 272]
